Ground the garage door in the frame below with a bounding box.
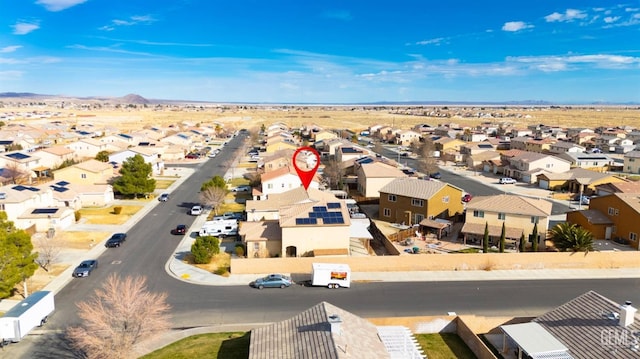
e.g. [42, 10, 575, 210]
[539, 179, 549, 189]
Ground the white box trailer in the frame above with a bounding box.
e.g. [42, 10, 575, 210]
[0, 291, 55, 345]
[311, 263, 351, 289]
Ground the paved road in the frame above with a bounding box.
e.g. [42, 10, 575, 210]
[7, 139, 637, 358]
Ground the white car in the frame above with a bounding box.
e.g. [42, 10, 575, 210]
[232, 185, 251, 192]
[499, 177, 517, 184]
[190, 205, 203, 215]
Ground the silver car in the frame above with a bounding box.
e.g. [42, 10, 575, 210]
[73, 260, 98, 278]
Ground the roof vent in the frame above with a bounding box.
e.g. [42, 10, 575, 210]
[620, 301, 637, 327]
[0, 193, 5, 200]
[328, 314, 342, 335]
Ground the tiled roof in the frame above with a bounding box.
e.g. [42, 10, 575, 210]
[379, 178, 461, 200]
[533, 291, 640, 359]
[569, 209, 613, 225]
[246, 187, 337, 212]
[239, 220, 282, 241]
[74, 159, 113, 173]
[612, 193, 640, 213]
[279, 200, 351, 228]
[249, 301, 390, 359]
[466, 194, 553, 217]
[41, 145, 74, 156]
[359, 162, 406, 178]
[460, 222, 523, 239]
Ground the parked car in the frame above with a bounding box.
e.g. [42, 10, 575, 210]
[190, 205, 203, 215]
[72, 260, 98, 278]
[232, 185, 251, 192]
[499, 177, 517, 184]
[185, 153, 200, 159]
[159, 193, 169, 202]
[462, 193, 473, 202]
[251, 274, 293, 289]
[429, 172, 442, 179]
[171, 224, 187, 235]
[580, 195, 591, 205]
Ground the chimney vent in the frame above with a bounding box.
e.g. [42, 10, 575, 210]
[328, 314, 342, 335]
[620, 301, 637, 328]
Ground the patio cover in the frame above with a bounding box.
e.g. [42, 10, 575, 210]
[501, 323, 574, 359]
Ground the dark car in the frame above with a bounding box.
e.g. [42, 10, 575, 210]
[105, 233, 126, 248]
[429, 172, 442, 179]
[462, 193, 473, 202]
[73, 260, 98, 278]
[185, 153, 200, 159]
[251, 274, 293, 289]
[172, 224, 187, 235]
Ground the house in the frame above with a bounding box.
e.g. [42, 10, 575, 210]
[461, 194, 552, 250]
[467, 150, 501, 171]
[567, 193, 640, 246]
[53, 159, 114, 185]
[0, 184, 75, 231]
[33, 145, 76, 169]
[65, 138, 111, 159]
[249, 301, 424, 359]
[548, 141, 586, 154]
[336, 146, 367, 163]
[460, 142, 496, 157]
[245, 187, 338, 222]
[265, 138, 298, 153]
[0, 151, 43, 181]
[356, 162, 407, 198]
[378, 178, 464, 225]
[395, 130, 421, 146]
[508, 136, 531, 151]
[259, 166, 320, 199]
[557, 152, 614, 169]
[501, 291, 640, 358]
[279, 200, 351, 257]
[109, 146, 164, 175]
[261, 149, 294, 173]
[623, 151, 640, 174]
[594, 181, 640, 197]
[503, 152, 571, 183]
[433, 137, 465, 153]
[525, 137, 556, 153]
[536, 167, 625, 193]
[313, 130, 338, 143]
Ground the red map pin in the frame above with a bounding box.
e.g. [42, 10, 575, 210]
[292, 146, 320, 190]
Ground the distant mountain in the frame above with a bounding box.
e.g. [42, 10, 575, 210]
[118, 93, 150, 104]
[0, 92, 44, 98]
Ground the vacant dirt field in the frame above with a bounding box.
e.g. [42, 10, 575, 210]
[7, 105, 640, 132]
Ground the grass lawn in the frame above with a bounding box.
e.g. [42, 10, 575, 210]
[140, 332, 250, 359]
[416, 333, 477, 359]
[218, 202, 246, 214]
[154, 179, 176, 189]
[229, 178, 250, 186]
[78, 205, 144, 225]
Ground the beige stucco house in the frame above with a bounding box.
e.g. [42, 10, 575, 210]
[356, 162, 406, 198]
[53, 159, 114, 185]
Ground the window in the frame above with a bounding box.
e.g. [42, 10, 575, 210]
[388, 194, 397, 202]
[383, 208, 391, 217]
[442, 196, 449, 203]
[531, 216, 539, 224]
[631, 233, 638, 241]
[81, 173, 87, 179]
[608, 207, 619, 216]
[0, 204, 4, 211]
[412, 198, 424, 207]
[473, 210, 484, 218]
[498, 213, 506, 220]
[267, 183, 273, 189]
[415, 214, 424, 223]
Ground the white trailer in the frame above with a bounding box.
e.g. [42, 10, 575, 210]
[311, 263, 351, 289]
[0, 291, 55, 345]
[199, 219, 238, 238]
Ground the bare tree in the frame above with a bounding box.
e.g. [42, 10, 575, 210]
[199, 186, 227, 215]
[414, 139, 440, 176]
[3, 161, 30, 184]
[322, 159, 344, 190]
[34, 236, 61, 272]
[67, 274, 171, 359]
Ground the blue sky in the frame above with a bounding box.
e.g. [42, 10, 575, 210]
[1, 1, 639, 103]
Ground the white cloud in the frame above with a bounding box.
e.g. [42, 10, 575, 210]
[545, 9, 587, 22]
[36, 0, 88, 12]
[501, 21, 533, 32]
[12, 22, 40, 35]
[0, 46, 22, 53]
[415, 37, 445, 45]
[100, 15, 156, 31]
[604, 16, 620, 23]
[507, 54, 639, 72]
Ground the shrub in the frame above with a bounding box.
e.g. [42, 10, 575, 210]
[234, 244, 245, 257]
[113, 206, 123, 215]
[191, 236, 220, 264]
[214, 267, 229, 276]
[74, 211, 82, 221]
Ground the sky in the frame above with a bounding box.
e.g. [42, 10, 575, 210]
[1, 0, 640, 104]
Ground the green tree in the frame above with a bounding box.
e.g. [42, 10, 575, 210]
[112, 154, 156, 198]
[191, 236, 220, 264]
[550, 222, 594, 253]
[0, 212, 38, 298]
[95, 150, 110, 162]
[499, 222, 506, 253]
[519, 232, 526, 252]
[351, 134, 358, 143]
[531, 223, 539, 252]
[200, 175, 227, 192]
[483, 222, 489, 253]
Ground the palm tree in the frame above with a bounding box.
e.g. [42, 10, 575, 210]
[550, 223, 594, 252]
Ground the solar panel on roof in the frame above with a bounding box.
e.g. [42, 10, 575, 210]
[6, 152, 30, 160]
[295, 218, 318, 225]
[12, 185, 27, 191]
[327, 202, 341, 209]
[26, 187, 39, 191]
[56, 181, 69, 186]
[312, 206, 327, 212]
[31, 208, 58, 215]
[52, 186, 69, 192]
